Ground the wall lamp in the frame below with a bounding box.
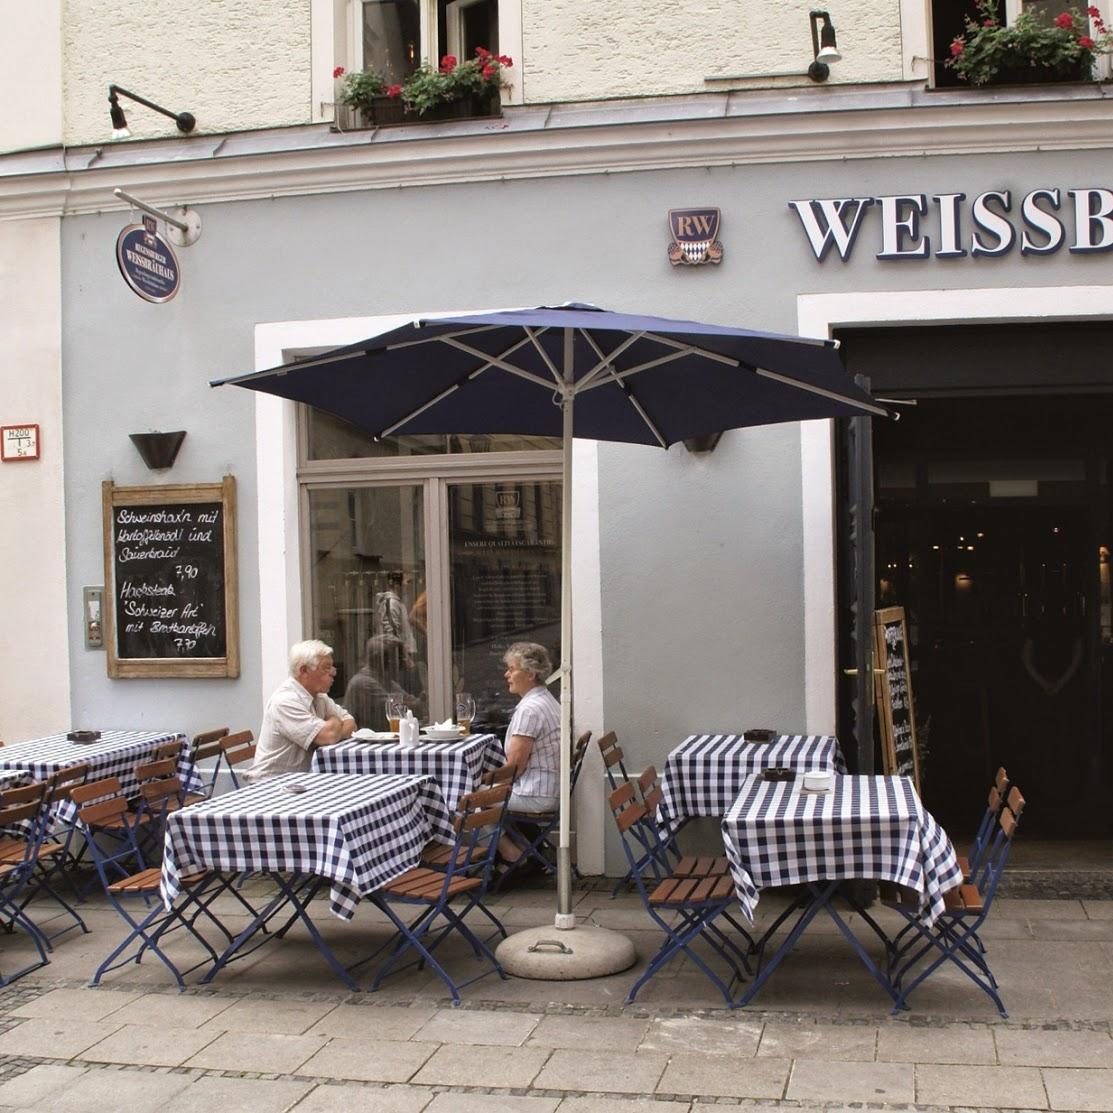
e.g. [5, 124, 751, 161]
[129, 431, 187, 470]
[808, 10, 842, 82]
[108, 85, 196, 139]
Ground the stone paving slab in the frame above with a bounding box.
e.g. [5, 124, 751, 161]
[915, 1063, 1049, 1108]
[1042, 1066, 1113, 1111]
[786, 1058, 915, 1104]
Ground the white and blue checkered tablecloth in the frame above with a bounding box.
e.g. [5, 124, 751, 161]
[311, 733, 503, 812]
[721, 774, 962, 927]
[659, 733, 847, 826]
[160, 772, 456, 920]
[0, 730, 199, 818]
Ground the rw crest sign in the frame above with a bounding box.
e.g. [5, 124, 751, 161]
[668, 208, 723, 266]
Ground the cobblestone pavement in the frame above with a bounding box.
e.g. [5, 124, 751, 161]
[0, 881, 1109, 1112]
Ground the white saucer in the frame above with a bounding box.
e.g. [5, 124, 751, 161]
[422, 729, 465, 741]
[352, 729, 399, 742]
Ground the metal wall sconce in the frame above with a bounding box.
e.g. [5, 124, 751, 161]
[129, 431, 186, 470]
[109, 85, 196, 139]
[808, 10, 842, 82]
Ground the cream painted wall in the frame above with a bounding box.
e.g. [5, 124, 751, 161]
[520, 0, 905, 102]
[0, 218, 69, 740]
[62, 0, 313, 146]
[0, 0, 63, 152]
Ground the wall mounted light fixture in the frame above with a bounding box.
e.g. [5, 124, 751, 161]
[129, 431, 187, 470]
[807, 10, 842, 82]
[108, 85, 196, 139]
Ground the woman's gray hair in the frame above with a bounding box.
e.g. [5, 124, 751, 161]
[289, 638, 333, 676]
[503, 641, 552, 681]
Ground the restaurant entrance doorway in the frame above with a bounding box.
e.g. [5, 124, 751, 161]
[836, 324, 1113, 840]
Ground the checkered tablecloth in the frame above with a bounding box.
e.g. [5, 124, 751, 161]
[0, 730, 199, 818]
[659, 733, 847, 825]
[311, 733, 504, 812]
[160, 772, 456, 920]
[721, 774, 961, 927]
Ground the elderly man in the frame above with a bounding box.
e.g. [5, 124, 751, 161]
[252, 639, 356, 779]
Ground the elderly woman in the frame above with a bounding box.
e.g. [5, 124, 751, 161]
[498, 641, 560, 862]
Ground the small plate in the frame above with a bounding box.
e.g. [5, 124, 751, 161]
[352, 729, 399, 742]
[422, 729, 465, 741]
[280, 782, 308, 794]
[744, 728, 777, 744]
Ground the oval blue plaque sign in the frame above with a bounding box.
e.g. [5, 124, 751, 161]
[116, 221, 180, 303]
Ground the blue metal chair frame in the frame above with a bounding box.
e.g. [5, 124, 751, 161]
[609, 780, 750, 1006]
[189, 728, 230, 799]
[887, 786, 1025, 1018]
[77, 787, 234, 991]
[0, 784, 57, 984]
[363, 781, 512, 1004]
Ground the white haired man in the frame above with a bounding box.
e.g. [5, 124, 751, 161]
[252, 639, 356, 779]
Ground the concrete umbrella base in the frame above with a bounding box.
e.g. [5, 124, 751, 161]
[495, 925, 637, 981]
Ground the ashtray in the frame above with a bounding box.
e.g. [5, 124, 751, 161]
[762, 766, 795, 782]
[744, 728, 777, 744]
[66, 730, 101, 744]
[280, 782, 308, 794]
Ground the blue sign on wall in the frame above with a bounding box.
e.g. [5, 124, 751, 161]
[116, 216, 180, 302]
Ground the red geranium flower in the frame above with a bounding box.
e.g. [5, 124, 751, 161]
[497, 54, 513, 67]
[475, 46, 490, 58]
[1055, 11, 1074, 27]
[333, 66, 345, 78]
[951, 38, 965, 57]
[983, 18, 995, 25]
[481, 63, 496, 79]
[386, 84, 402, 98]
[440, 54, 457, 73]
[1079, 34, 1096, 46]
[1089, 5, 1101, 14]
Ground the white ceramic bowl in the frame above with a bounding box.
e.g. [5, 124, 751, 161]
[422, 728, 464, 741]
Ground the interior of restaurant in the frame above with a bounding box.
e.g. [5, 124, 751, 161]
[838, 322, 1113, 842]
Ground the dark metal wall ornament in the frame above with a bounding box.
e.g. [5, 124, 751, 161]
[667, 208, 724, 266]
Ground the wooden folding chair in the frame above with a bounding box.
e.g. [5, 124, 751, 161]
[597, 730, 629, 791]
[363, 781, 513, 1004]
[888, 786, 1026, 1017]
[76, 783, 235, 991]
[0, 783, 54, 984]
[1, 775, 89, 943]
[958, 766, 1009, 879]
[219, 730, 256, 789]
[608, 780, 750, 1006]
[189, 727, 230, 799]
[494, 731, 592, 890]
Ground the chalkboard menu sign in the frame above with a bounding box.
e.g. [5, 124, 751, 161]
[873, 606, 920, 793]
[102, 477, 239, 678]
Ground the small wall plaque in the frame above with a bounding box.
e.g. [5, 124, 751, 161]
[668, 208, 723, 266]
[1, 424, 40, 461]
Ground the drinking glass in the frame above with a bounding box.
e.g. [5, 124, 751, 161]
[385, 692, 407, 733]
[455, 692, 476, 735]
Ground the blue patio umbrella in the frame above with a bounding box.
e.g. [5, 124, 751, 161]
[213, 303, 885, 931]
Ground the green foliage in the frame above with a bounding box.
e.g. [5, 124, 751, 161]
[337, 68, 387, 115]
[401, 48, 512, 116]
[947, 0, 1109, 85]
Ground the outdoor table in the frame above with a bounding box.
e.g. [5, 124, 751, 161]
[0, 730, 199, 819]
[721, 773, 961, 1006]
[159, 771, 456, 990]
[659, 732, 847, 828]
[311, 733, 503, 811]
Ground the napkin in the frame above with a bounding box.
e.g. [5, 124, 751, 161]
[428, 718, 457, 731]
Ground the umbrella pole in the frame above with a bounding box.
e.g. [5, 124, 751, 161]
[556, 379, 574, 930]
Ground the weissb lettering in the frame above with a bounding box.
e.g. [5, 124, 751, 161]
[789, 187, 1113, 262]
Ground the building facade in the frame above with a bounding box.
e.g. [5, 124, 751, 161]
[3, 0, 1111, 867]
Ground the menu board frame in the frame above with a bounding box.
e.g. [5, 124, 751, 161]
[873, 605, 920, 793]
[102, 476, 239, 678]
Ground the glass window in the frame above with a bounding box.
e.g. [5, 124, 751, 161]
[306, 485, 427, 730]
[449, 479, 561, 737]
[363, 0, 420, 83]
[306, 408, 560, 460]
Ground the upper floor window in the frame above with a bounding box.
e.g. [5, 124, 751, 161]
[362, 0, 421, 84]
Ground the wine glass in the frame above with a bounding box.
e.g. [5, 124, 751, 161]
[455, 692, 476, 735]
[385, 692, 407, 733]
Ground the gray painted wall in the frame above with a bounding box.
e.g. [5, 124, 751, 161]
[59, 146, 1113, 853]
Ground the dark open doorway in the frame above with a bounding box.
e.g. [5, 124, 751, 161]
[836, 325, 1113, 841]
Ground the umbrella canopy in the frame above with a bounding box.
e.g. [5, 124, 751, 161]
[215, 303, 883, 446]
[213, 303, 885, 929]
